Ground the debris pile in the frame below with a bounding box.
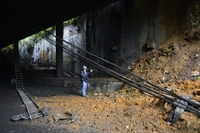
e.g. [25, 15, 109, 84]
[11, 106, 50, 121]
[18, 31, 200, 132]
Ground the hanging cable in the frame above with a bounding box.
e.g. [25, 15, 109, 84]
[17, 15, 200, 116]
[27, 21, 200, 109]
[30, 26, 200, 116]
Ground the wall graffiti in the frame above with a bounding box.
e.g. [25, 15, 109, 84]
[63, 34, 81, 70]
[18, 24, 84, 73]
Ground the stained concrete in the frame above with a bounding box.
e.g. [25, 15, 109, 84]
[23, 76, 124, 93]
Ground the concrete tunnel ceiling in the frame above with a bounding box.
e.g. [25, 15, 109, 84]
[0, 0, 117, 49]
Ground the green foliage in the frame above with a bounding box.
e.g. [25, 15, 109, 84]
[189, 0, 200, 29]
[20, 26, 55, 45]
[184, 0, 200, 42]
[2, 44, 14, 53]
[33, 27, 54, 42]
[0, 44, 14, 59]
[63, 17, 79, 25]
[20, 16, 79, 45]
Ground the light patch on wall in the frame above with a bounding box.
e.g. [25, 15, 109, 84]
[66, 56, 70, 65]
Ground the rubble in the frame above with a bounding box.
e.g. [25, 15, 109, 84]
[11, 106, 50, 121]
[167, 95, 190, 124]
[17, 31, 200, 132]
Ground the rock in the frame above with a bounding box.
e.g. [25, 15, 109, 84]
[162, 76, 167, 82]
[193, 54, 199, 59]
[191, 71, 199, 76]
[128, 66, 132, 70]
[163, 67, 170, 74]
[193, 90, 200, 96]
[56, 113, 60, 117]
[192, 66, 199, 71]
[71, 115, 78, 123]
[151, 50, 158, 54]
[186, 121, 191, 128]
[115, 95, 125, 103]
[94, 92, 98, 95]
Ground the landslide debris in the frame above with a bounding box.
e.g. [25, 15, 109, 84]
[19, 31, 200, 133]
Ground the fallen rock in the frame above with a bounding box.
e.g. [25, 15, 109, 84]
[115, 95, 125, 103]
[193, 90, 200, 96]
[163, 66, 170, 74]
[191, 71, 199, 77]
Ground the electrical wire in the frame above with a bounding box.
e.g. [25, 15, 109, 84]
[20, 18, 200, 116]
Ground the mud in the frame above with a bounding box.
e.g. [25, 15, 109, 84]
[1, 30, 200, 133]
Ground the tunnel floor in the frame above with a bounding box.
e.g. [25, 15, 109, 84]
[1, 78, 200, 133]
[0, 79, 77, 133]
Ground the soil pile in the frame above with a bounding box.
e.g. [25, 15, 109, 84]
[132, 30, 200, 90]
[19, 31, 200, 133]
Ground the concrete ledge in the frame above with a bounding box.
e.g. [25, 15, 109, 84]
[23, 77, 124, 93]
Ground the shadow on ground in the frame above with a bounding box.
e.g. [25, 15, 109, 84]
[0, 79, 79, 133]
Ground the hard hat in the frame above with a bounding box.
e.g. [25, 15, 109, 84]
[83, 65, 87, 70]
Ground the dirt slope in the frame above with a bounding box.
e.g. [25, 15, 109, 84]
[19, 31, 200, 133]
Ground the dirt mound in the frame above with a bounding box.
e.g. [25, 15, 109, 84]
[129, 30, 200, 101]
[19, 31, 200, 133]
[132, 31, 200, 87]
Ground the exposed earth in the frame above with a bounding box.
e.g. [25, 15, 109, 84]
[1, 30, 200, 133]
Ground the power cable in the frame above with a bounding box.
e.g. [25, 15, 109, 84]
[18, 17, 200, 116]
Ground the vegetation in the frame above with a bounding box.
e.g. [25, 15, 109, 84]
[63, 17, 79, 26]
[1, 16, 80, 58]
[185, 0, 200, 42]
[18, 17, 80, 45]
[2, 44, 14, 53]
[20, 26, 55, 45]
[0, 44, 14, 59]
[189, 0, 200, 29]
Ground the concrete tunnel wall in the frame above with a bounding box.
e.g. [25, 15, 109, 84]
[16, 0, 191, 93]
[71, 0, 189, 73]
[85, 0, 189, 72]
[18, 0, 189, 77]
